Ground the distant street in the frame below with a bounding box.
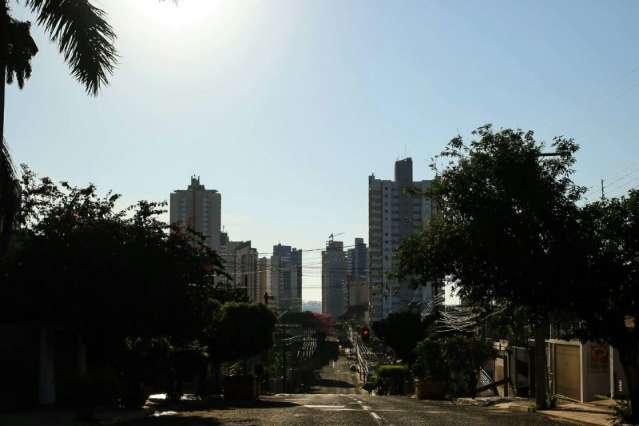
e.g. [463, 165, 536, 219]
[309, 353, 361, 394]
[130, 393, 565, 425]
[124, 355, 566, 425]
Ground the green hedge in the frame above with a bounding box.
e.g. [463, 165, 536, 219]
[374, 364, 411, 395]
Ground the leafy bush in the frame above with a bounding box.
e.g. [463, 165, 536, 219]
[375, 364, 411, 395]
[412, 334, 496, 397]
[442, 335, 495, 397]
[211, 302, 277, 363]
[412, 338, 448, 380]
[372, 311, 430, 364]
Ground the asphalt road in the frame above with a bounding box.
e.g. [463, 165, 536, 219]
[309, 355, 361, 394]
[122, 354, 566, 425]
[132, 393, 566, 425]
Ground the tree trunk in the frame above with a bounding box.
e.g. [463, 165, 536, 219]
[1, 0, 6, 144]
[534, 322, 548, 408]
[0, 63, 5, 144]
[617, 345, 639, 423]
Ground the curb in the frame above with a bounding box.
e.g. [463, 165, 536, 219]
[538, 409, 614, 426]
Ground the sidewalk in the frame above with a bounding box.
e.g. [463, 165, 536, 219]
[537, 399, 616, 426]
[456, 396, 617, 425]
[0, 407, 149, 426]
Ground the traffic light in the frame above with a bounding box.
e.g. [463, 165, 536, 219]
[361, 326, 370, 342]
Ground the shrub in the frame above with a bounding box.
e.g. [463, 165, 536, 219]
[375, 364, 411, 395]
[413, 338, 448, 380]
[443, 335, 495, 397]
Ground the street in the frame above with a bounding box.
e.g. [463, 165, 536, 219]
[131, 393, 565, 425]
[309, 352, 361, 394]
[125, 355, 566, 425]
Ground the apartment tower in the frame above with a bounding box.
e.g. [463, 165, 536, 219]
[322, 240, 347, 320]
[368, 158, 437, 322]
[169, 176, 221, 250]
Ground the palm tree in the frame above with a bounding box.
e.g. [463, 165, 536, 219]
[0, 137, 19, 255]
[0, 0, 117, 255]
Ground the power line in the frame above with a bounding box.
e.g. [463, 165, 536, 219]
[605, 166, 639, 188]
[255, 244, 357, 256]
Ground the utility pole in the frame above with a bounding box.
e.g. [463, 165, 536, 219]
[601, 179, 605, 201]
[281, 330, 287, 393]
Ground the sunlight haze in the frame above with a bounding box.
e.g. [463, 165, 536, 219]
[5, 0, 639, 302]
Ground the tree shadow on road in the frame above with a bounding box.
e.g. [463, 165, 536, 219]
[312, 378, 355, 389]
[119, 399, 299, 425]
[119, 415, 222, 425]
[146, 397, 299, 413]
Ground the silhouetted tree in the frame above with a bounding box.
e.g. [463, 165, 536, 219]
[372, 310, 432, 365]
[0, 166, 227, 370]
[0, 137, 19, 256]
[396, 125, 585, 407]
[210, 302, 277, 365]
[0, 0, 117, 152]
[576, 191, 639, 422]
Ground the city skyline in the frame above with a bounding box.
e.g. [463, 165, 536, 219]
[2, 0, 638, 420]
[5, 0, 639, 302]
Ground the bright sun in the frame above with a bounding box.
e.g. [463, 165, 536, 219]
[135, 0, 222, 29]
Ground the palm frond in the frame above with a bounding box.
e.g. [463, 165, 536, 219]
[4, 17, 39, 88]
[24, 0, 117, 95]
[0, 138, 21, 256]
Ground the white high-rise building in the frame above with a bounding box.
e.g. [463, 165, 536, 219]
[170, 176, 221, 250]
[269, 244, 302, 314]
[368, 158, 438, 322]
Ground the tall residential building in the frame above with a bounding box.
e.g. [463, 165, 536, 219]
[170, 176, 221, 250]
[217, 233, 260, 303]
[347, 238, 368, 281]
[269, 244, 302, 314]
[257, 257, 271, 305]
[322, 240, 347, 320]
[368, 158, 437, 322]
[346, 238, 369, 311]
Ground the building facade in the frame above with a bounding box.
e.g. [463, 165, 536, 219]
[169, 176, 222, 250]
[217, 233, 260, 303]
[257, 257, 271, 305]
[368, 158, 437, 322]
[346, 238, 369, 310]
[269, 244, 302, 314]
[322, 240, 347, 320]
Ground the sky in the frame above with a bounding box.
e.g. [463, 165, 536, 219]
[5, 0, 639, 302]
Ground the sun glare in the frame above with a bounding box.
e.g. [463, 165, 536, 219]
[135, 0, 222, 29]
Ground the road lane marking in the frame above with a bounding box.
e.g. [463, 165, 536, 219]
[303, 405, 345, 409]
[370, 412, 383, 423]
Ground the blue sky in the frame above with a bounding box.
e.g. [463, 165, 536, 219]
[5, 0, 639, 301]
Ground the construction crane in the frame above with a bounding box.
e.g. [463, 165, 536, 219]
[328, 232, 345, 243]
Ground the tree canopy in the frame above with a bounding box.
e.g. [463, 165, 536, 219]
[398, 125, 585, 320]
[2, 0, 117, 94]
[372, 310, 433, 364]
[1, 167, 226, 347]
[575, 191, 639, 422]
[396, 125, 585, 407]
[211, 302, 277, 364]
